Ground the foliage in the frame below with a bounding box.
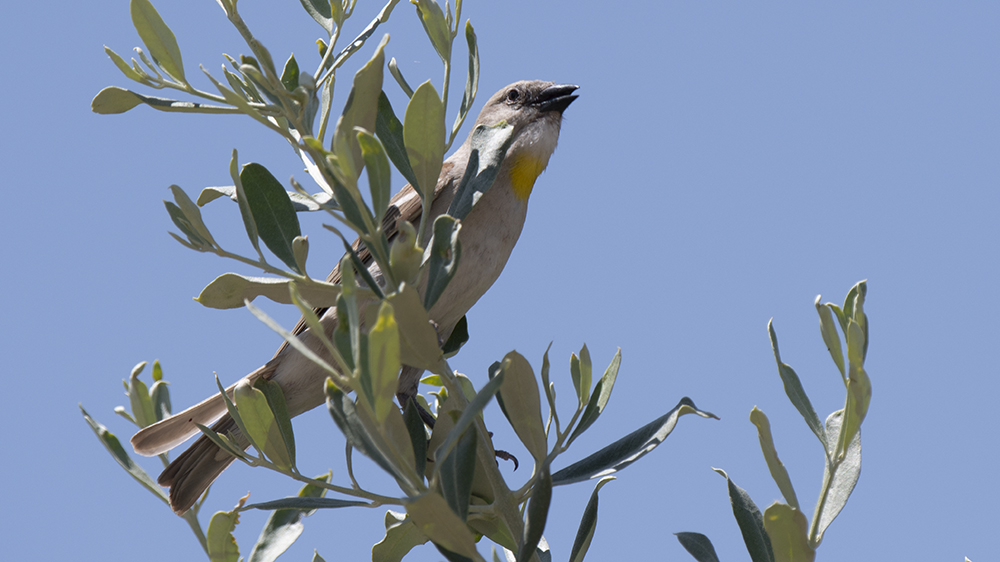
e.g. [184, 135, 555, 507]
[676, 281, 872, 562]
[82, 1, 720, 561]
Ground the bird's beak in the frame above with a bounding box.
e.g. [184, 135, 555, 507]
[536, 84, 579, 114]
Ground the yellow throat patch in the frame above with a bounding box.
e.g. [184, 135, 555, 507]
[508, 154, 548, 200]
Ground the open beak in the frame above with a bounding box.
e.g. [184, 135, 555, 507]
[536, 84, 579, 114]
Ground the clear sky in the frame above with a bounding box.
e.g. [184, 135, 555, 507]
[2, 1, 997, 561]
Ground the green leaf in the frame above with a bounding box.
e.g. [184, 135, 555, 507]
[389, 221, 424, 287]
[451, 22, 479, 139]
[240, 163, 303, 273]
[130, 0, 185, 82]
[445, 121, 515, 221]
[405, 492, 479, 559]
[438, 423, 477, 521]
[104, 46, 148, 84]
[169, 184, 217, 248]
[244, 497, 367, 511]
[768, 319, 826, 450]
[837, 320, 871, 460]
[91, 86, 143, 114]
[552, 398, 718, 486]
[257, 379, 296, 470]
[79, 406, 168, 503]
[127, 361, 155, 428]
[762, 503, 814, 562]
[433, 370, 504, 466]
[424, 215, 461, 310]
[386, 285, 443, 370]
[675, 532, 721, 562]
[411, 0, 451, 63]
[164, 200, 209, 248]
[357, 129, 392, 222]
[496, 351, 547, 462]
[196, 273, 340, 310]
[150, 380, 171, 421]
[749, 407, 799, 510]
[280, 53, 299, 92]
[568, 344, 592, 408]
[368, 301, 403, 423]
[333, 35, 387, 179]
[713, 468, 774, 562]
[815, 410, 861, 544]
[226, 149, 262, 258]
[372, 511, 429, 562]
[206, 501, 244, 562]
[247, 474, 332, 562]
[568, 349, 621, 446]
[815, 296, 846, 380]
[404, 81, 445, 201]
[376, 92, 419, 188]
[569, 477, 614, 562]
[325, 382, 407, 483]
[441, 315, 469, 357]
[403, 398, 429, 477]
[388, 57, 414, 97]
[234, 380, 291, 470]
[298, 0, 333, 33]
[517, 466, 552, 562]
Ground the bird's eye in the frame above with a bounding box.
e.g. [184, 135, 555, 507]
[505, 88, 521, 103]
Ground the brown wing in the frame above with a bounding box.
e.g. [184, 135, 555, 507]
[271, 161, 456, 358]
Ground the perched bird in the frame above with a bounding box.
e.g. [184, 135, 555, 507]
[131, 80, 578, 514]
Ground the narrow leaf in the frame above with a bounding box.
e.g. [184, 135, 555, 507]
[568, 349, 621, 445]
[297, 0, 333, 34]
[258, 379, 296, 470]
[517, 466, 552, 562]
[280, 53, 299, 92]
[357, 129, 392, 222]
[372, 511, 429, 562]
[386, 285, 443, 371]
[815, 410, 861, 544]
[451, 22, 479, 139]
[424, 215, 462, 310]
[552, 398, 718, 486]
[206, 497, 246, 562]
[675, 532, 721, 562]
[376, 92, 419, 188]
[404, 81, 445, 201]
[403, 398, 429, 477]
[568, 477, 614, 562]
[412, 0, 451, 62]
[247, 474, 331, 562]
[496, 351, 547, 462]
[433, 370, 504, 465]
[79, 406, 168, 503]
[196, 273, 340, 310]
[244, 497, 367, 511]
[768, 319, 826, 449]
[438, 424, 477, 521]
[240, 163, 303, 273]
[749, 407, 799, 510]
[714, 468, 774, 562]
[130, 0, 185, 82]
[815, 296, 845, 380]
[405, 492, 479, 559]
[368, 302, 402, 423]
[333, 35, 387, 179]
[762, 503, 814, 562]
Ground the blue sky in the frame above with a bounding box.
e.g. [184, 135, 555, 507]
[2, 1, 997, 560]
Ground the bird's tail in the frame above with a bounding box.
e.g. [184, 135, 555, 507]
[157, 415, 246, 514]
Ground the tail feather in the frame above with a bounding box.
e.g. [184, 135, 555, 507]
[159, 415, 246, 514]
[131, 390, 229, 456]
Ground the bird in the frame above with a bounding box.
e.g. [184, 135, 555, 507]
[131, 80, 579, 514]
